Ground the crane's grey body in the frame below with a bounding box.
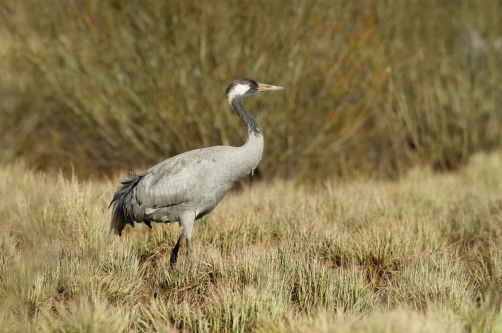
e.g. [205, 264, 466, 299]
[110, 78, 284, 263]
[114, 135, 263, 227]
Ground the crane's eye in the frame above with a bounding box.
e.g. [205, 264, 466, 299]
[248, 83, 253, 87]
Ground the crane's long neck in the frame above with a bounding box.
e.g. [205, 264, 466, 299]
[228, 97, 264, 176]
[229, 98, 262, 138]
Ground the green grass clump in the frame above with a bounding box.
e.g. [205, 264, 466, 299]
[0, 0, 501, 179]
[1, 152, 502, 332]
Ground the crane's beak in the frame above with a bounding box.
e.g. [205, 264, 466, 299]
[258, 82, 285, 92]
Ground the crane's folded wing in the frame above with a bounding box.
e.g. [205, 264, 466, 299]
[134, 155, 201, 209]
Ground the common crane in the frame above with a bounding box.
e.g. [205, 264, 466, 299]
[109, 78, 285, 264]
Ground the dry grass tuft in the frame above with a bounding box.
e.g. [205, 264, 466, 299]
[1, 152, 502, 331]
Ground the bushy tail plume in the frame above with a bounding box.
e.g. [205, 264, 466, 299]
[109, 173, 142, 236]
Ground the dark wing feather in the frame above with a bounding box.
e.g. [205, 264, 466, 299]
[109, 173, 143, 236]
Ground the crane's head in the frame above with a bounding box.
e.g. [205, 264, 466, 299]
[226, 78, 285, 102]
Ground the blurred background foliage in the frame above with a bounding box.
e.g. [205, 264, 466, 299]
[0, 0, 501, 180]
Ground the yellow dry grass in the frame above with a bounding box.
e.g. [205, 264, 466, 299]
[1, 152, 501, 332]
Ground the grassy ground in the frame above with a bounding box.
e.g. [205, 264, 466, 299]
[1, 153, 502, 332]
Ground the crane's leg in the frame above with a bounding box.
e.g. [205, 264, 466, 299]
[170, 212, 195, 266]
[170, 234, 183, 266]
[179, 211, 196, 257]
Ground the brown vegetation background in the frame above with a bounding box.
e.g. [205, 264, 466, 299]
[1, 0, 501, 179]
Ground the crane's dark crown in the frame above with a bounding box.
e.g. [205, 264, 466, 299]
[225, 78, 259, 101]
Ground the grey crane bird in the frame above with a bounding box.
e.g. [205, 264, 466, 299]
[109, 78, 285, 264]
